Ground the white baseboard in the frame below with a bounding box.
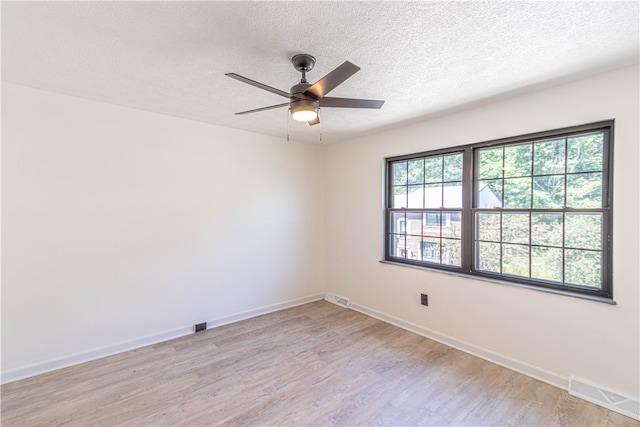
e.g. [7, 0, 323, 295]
[205, 293, 325, 329]
[0, 326, 194, 385]
[348, 302, 567, 390]
[1, 293, 325, 385]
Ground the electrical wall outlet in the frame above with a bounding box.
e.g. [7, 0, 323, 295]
[194, 322, 207, 333]
[421, 294, 428, 306]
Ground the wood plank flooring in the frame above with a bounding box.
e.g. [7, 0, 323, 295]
[1, 301, 637, 426]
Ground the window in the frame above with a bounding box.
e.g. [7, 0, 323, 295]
[385, 121, 613, 300]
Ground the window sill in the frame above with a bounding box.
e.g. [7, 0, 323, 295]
[379, 259, 616, 305]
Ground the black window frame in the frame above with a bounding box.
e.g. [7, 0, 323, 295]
[384, 120, 614, 301]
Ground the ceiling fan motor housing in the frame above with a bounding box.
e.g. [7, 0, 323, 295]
[290, 82, 316, 100]
[290, 82, 319, 116]
[291, 99, 318, 116]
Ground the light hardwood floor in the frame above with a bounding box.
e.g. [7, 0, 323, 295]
[1, 301, 637, 426]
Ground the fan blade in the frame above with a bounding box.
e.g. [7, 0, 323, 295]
[304, 61, 360, 99]
[235, 103, 289, 115]
[225, 73, 290, 98]
[308, 116, 320, 126]
[320, 97, 384, 109]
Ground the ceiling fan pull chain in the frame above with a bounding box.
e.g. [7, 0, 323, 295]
[319, 109, 322, 143]
[287, 108, 290, 142]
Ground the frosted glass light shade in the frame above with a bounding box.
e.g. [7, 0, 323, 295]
[291, 99, 318, 122]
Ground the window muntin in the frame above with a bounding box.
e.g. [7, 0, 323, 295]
[385, 121, 613, 299]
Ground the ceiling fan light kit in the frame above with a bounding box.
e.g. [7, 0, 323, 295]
[291, 99, 318, 122]
[226, 53, 384, 127]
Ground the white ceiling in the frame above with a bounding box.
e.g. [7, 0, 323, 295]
[2, 1, 638, 144]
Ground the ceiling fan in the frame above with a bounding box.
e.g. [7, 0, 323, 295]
[225, 54, 384, 126]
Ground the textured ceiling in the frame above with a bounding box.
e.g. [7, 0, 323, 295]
[2, 1, 638, 144]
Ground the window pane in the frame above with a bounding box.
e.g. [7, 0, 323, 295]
[390, 211, 406, 235]
[504, 143, 532, 178]
[406, 235, 421, 261]
[407, 185, 424, 208]
[407, 159, 424, 184]
[502, 244, 530, 277]
[391, 235, 406, 258]
[442, 212, 462, 239]
[565, 213, 602, 250]
[422, 212, 441, 237]
[424, 156, 443, 183]
[393, 186, 407, 208]
[443, 153, 463, 182]
[477, 242, 500, 273]
[479, 147, 503, 179]
[531, 213, 563, 247]
[421, 237, 440, 263]
[566, 173, 602, 208]
[392, 161, 408, 185]
[443, 182, 462, 208]
[406, 212, 422, 236]
[477, 212, 500, 242]
[565, 249, 601, 289]
[503, 177, 531, 208]
[534, 138, 565, 175]
[478, 180, 502, 208]
[567, 133, 603, 173]
[442, 238, 461, 266]
[423, 212, 441, 227]
[424, 184, 442, 208]
[533, 176, 565, 209]
[503, 213, 529, 244]
[531, 247, 563, 283]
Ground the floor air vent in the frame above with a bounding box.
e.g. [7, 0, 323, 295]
[325, 293, 350, 308]
[569, 377, 639, 420]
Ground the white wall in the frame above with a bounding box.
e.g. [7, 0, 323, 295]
[1, 83, 326, 378]
[326, 65, 640, 399]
